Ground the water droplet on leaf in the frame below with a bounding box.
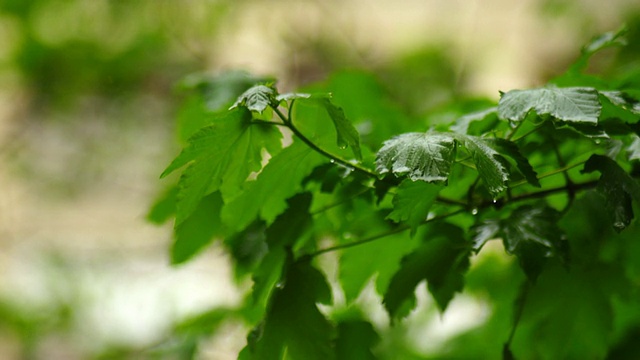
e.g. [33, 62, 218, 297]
[471, 208, 478, 215]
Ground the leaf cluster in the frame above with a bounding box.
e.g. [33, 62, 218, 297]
[149, 28, 640, 359]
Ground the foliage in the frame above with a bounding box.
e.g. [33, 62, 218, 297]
[151, 27, 640, 359]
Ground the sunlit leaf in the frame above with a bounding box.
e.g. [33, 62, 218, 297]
[384, 223, 470, 316]
[231, 84, 277, 113]
[376, 132, 457, 182]
[222, 140, 324, 231]
[161, 108, 282, 224]
[498, 86, 601, 124]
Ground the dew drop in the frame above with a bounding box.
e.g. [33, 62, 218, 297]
[595, 139, 602, 145]
[613, 221, 626, 231]
[330, 159, 336, 164]
[471, 208, 479, 215]
[275, 281, 285, 289]
[492, 199, 498, 204]
[338, 144, 347, 150]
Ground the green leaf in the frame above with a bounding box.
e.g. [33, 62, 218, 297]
[221, 139, 324, 231]
[582, 154, 640, 232]
[492, 205, 568, 282]
[471, 220, 500, 252]
[335, 320, 380, 360]
[376, 132, 457, 182]
[383, 223, 470, 317]
[180, 70, 270, 111]
[275, 92, 313, 103]
[249, 257, 336, 360]
[147, 186, 177, 225]
[251, 194, 313, 311]
[484, 138, 540, 187]
[387, 180, 442, 236]
[457, 134, 510, 196]
[582, 27, 627, 55]
[511, 264, 619, 360]
[172, 192, 226, 264]
[230, 84, 277, 113]
[627, 135, 640, 161]
[337, 200, 422, 303]
[161, 108, 282, 224]
[498, 86, 601, 124]
[450, 107, 498, 135]
[321, 98, 363, 161]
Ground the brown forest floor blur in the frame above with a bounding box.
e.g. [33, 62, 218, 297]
[0, 0, 638, 359]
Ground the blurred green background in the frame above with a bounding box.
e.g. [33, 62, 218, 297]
[0, 0, 639, 359]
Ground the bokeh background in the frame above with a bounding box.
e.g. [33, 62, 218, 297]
[0, 0, 639, 359]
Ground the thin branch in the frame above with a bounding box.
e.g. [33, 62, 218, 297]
[310, 188, 372, 215]
[308, 209, 467, 257]
[494, 180, 598, 206]
[504, 282, 530, 358]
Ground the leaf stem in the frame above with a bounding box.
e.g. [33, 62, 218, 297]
[310, 188, 372, 215]
[510, 123, 544, 142]
[505, 120, 525, 140]
[250, 119, 288, 127]
[510, 160, 588, 189]
[504, 282, 530, 357]
[308, 208, 467, 257]
[271, 104, 378, 179]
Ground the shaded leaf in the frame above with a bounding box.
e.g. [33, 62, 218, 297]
[172, 192, 226, 264]
[582, 154, 640, 232]
[458, 134, 511, 196]
[320, 98, 363, 160]
[335, 320, 379, 360]
[383, 223, 470, 317]
[498, 86, 601, 124]
[484, 138, 540, 187]
[231, 84, 277, 113]
[387, 180, 443, 236]
[376, 132, 457, 182]
[500, 205, 568, 282]
[511, 264, 619, 360]
[251, 194, 313, 311]
[249, 257, 336, 360]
